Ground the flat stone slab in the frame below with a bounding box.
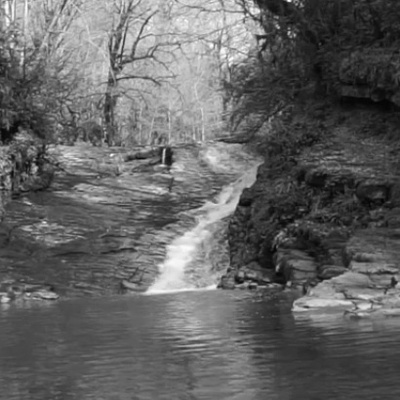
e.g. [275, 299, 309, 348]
[292, 297, 354, 312]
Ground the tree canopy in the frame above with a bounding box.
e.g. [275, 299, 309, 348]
[1, 0, 399, 146]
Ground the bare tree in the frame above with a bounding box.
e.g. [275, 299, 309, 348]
[101, 0, 179, 145]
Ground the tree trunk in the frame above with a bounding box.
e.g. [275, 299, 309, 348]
[200, 107, 205, 142]
[167, 107, 171, 144]
[137, 105, 143, 145]
[103, 69, 118, 146]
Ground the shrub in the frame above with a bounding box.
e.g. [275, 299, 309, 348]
[226, 0, 400, 138]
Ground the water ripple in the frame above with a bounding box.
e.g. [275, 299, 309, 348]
[2, 292, 400, 399]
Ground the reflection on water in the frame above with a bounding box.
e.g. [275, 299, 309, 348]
[1, 291, 400, 400]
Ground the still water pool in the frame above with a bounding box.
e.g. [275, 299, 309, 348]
[1, 289, 400, 400]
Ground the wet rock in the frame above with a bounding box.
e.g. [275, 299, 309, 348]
[293, 297, 354, 312]
[275, 249, 317, 284]
[350, 261, 398, 277]
[355, 179, 391, 204]
[218, 273, 236, 289]
[351, 252, 380, 262]
[0, 280, 59, 302]
[238, 188, 253, 206]
[329, 271, 375, 288]
[0, 294, 11, 303]
[345, 307, 400, 319]
[318, 265, 348, 280]
[27, 290, 59, 301]
[120, 279, 146, 293]
[235, 270, 246, 284]
[124, 148, 158, 162]
[264, 283, 284, 290]
[307, 280, 348, 299]
[304, 169, 328, 187]
[292, 224, 400, 315]
[343, 290, 400, 319]
[221, 262, 275, 290]
[248, 282, 258, 290]
[235, 282, 250, 290]
[231, 261, 274, 289]
[385, 208, 400, 228]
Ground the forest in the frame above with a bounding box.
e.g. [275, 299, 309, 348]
[0, 0, 255, 147]
[1, 0, 399, 147]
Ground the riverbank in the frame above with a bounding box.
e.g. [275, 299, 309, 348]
[223, 98, 400, 318]
[0, 141, 258, 302]
[0, 133, 58, 302]
[0, 142, 177, 302]
[0, 133, 53, 220]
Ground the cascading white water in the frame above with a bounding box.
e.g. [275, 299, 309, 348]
[146, 162, 260, 295]
[161, 147, 167, 165]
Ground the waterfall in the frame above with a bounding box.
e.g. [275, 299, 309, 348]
[146, 163, 260, 295]
[161, 147, 167, 165]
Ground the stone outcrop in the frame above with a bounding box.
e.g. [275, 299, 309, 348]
[1, 132, 54, 222]
[123, 146, 174, 171]
[0, 279, 59, 304]
[339, 48, 400, 106]
[223, 104, 400, 317]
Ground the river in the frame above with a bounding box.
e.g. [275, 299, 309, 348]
[1, 142, 400, 399]
[1, 291, 400, 399]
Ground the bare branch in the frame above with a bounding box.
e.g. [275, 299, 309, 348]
[127, 9, 158, 63]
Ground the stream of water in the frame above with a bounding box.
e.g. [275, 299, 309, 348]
[147, 163, 260, 294]
[1, 142, 400, 399]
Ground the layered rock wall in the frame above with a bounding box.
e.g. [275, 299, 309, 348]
[223, 104, 400, 312]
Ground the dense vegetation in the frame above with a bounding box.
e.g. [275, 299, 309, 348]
[1, 0, 399, 147]
[229, 0, 400, 134]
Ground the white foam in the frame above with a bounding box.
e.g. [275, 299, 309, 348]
[146, 162, 260, 294]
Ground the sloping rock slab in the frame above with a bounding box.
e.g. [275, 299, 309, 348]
[293, 297, 354, 312]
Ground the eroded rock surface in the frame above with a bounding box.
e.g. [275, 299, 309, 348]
[1, 142, 255, 297]
[1, 133, 53, 222]
[224, 105, 400, 317]
[0, 279, 59, 304]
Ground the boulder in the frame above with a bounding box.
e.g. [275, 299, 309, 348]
[0, 280, 59, 303]
[275, 249, 318, 284]
[235, 270, 246, 283]
[221, 261, 275, 289]
[218, 273, 236, 289]
[237, 261, 274, 284]
[304, 168, 328, 188]
[355, 179, 391, 204]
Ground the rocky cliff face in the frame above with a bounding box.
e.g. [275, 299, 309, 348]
[222, 101, 400, 316]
